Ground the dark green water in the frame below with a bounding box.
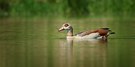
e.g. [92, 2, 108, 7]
[0, 18, 135, 67]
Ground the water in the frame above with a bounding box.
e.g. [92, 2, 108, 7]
[0, 18, 135, 67]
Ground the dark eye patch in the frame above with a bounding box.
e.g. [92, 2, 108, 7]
[64, 24, 69, 27]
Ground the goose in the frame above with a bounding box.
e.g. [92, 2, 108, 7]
[58, 23, 115, 40]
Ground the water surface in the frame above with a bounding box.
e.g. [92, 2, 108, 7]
[0, 18, 135, 67]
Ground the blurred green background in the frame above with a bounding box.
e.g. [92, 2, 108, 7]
[0, 0, 135, 18]
[0, 1, 135, 67]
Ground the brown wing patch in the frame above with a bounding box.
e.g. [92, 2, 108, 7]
[97, 29, 108, 36]
[77, 30, 98, 36]
[77, 29, 109, 36]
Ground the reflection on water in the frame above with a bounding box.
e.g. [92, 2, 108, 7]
[58, 39, 107, 67]
[0, 18, 135, 67]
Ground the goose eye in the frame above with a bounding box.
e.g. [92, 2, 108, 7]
[64, 24, 69, 27]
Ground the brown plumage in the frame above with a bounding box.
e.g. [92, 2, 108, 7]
[59, 23, 115, 39]
[76, 28, 115, 37]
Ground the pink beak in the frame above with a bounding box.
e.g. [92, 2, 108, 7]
[58, 27, 64, 32]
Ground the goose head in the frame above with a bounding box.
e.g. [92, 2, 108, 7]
[58, 23, 73, 32]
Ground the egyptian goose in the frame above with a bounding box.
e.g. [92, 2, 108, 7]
[58, 23, 115, 40]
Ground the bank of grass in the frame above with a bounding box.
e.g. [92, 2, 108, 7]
[0, 0, 135, 18]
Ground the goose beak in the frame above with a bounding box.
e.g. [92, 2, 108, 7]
[58, 27, 64, 32]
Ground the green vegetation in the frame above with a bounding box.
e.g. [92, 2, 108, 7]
[0, 0, 135, 18]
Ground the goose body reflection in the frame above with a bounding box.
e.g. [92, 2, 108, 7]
[66, 38, 107, 46]
[58, 23, 115, 40]
[57, 37, 107, 67]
